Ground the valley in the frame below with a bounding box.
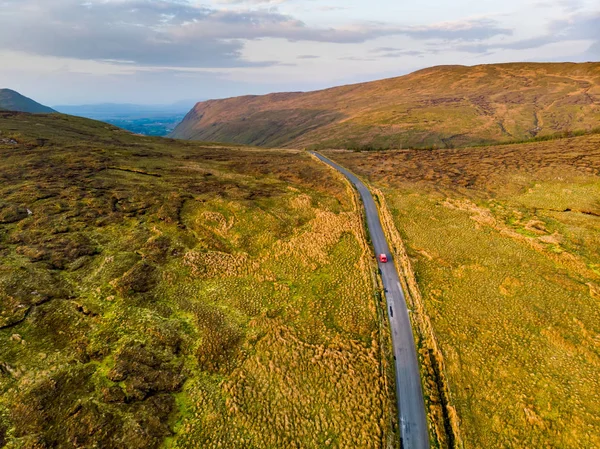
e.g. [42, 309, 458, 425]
[53, 103, 196, 137]
[1, 60, 599, 449]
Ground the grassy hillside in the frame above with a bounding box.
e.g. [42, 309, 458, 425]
[0, 112, 397, 448]
[323, 135, 600, 448]
[171, 63, 600, 149]
[0, 90, 56, 114]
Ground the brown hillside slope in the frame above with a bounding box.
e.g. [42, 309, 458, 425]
[171, 62, 600, 149]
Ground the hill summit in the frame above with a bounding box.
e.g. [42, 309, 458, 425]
[171, 62, 600, 149]
[0, 89, 56, 114]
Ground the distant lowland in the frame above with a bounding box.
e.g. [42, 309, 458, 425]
[53, 102, 197, 136]
[170, 62, 600, 149]
[0, 91, 191, 137]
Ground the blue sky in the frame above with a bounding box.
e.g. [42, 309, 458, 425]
[0, 0, 597, 105]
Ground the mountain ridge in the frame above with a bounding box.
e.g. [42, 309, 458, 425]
[0, 89, 56, 114]
[170, 62, 600, 149]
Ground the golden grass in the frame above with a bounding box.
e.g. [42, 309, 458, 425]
[165, 170, 398, 449]
[373, 187, 462, 449]
[323, 134, 600, 448]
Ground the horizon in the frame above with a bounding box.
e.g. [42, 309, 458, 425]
[5, 60, 598, 108]
[0, 0, 598, 105]
[49, 60, 600, 107]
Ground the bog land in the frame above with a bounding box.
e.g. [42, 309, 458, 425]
[323, 134, 600, 448]
[0, 112, 397, 449]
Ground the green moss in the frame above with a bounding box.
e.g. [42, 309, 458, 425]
[0, 112, 392, 449]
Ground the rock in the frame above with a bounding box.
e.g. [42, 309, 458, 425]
[0, 138, 18, 145]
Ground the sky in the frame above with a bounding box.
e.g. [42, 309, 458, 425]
[0, 0, 598, 105]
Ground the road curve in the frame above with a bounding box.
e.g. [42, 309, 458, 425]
[311, 152, 429, 449]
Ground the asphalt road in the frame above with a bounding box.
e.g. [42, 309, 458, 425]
[311, 152, 430, 449]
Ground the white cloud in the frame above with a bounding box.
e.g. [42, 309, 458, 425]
[0, 0, 513, 68]
[0, 0, 597, 104]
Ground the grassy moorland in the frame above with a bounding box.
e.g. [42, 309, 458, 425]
[323, 135, 600, 448]
[172, 63, 600, 150]
[0, 112, 397, 449]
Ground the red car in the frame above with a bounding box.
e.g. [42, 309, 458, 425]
[378, 254, 388, 263]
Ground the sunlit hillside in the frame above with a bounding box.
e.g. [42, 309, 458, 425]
[171, 63, 600, 150]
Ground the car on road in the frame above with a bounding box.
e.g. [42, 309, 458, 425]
[379, 254, 388, 263]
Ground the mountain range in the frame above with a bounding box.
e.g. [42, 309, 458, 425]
[170, 62, 600, 149]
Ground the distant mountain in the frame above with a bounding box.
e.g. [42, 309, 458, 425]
[0, 89, 56, 114]
[170, 62, 600, 149]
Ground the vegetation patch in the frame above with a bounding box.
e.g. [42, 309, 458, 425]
[324, 133, 600, 448]
[0, 112, 396, 448]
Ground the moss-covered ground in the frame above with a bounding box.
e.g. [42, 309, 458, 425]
[0, 112, 396, 449]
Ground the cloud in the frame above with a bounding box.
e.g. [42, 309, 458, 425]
[0, 63, 263, 104]
[457, 11, 600, 54]
[317, 6, 351, 11]
[380, 51, 426, 58]
[402, 18, 512, 41]
[0, 0, 274, 68]
[557, 0, 585, 12]
[167, 14, 512, 45]
[372, 47, 431, 58]
[214, 0, 289, 4]
[586, 41, 600, 58]
[549, 12, 600, 40]
[0, 0, 515, 68]
[338, 56, 377, 61]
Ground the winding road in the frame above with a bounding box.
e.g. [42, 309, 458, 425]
[311, 152, 429, 449]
